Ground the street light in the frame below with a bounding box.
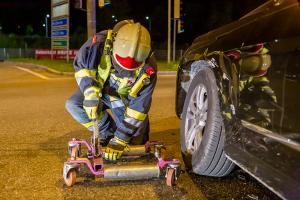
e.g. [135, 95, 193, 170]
[112, 15, 118, 23]
[145, 16, 151, 31]
[45, 14, 50, 37]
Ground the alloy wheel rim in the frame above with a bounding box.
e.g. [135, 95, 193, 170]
[185, 84, 208, 155]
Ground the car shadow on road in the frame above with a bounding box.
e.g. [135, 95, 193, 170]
[187, 168, 281, 200]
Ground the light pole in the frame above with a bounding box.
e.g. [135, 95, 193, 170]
[167, 0, 171, 63]
[45, 14, 50, 37]
[87, 0, 96, 38]
[145, 16, 151, 31]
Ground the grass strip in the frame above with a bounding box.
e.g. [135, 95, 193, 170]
[10, 58, 178, 72]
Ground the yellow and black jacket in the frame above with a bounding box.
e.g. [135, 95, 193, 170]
[73, 30, 157, 141]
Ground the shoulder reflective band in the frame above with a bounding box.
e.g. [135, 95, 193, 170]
[125, 107, 147, 121]
[129, 73, 150, 98]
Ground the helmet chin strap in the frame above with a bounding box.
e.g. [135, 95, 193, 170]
[111, 55, 134, 77]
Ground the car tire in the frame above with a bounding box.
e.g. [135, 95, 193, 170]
[175, 68, 187, 118]
[180, 66, 235, 177]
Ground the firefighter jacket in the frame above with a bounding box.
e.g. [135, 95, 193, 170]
[73, 30, 157, 141]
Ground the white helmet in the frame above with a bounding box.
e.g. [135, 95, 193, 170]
[112, 22, 151, 71]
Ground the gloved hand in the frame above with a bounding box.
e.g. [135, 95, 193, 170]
[83, 86, 100, 120]
[104, 136, 128, 161]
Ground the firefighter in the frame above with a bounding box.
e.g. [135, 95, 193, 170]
[65, 20, 157, 161]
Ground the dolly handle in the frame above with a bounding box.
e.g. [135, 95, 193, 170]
[93, 118, 99, 140]
[92, 118, 100, 155]
[93, 100, 103, 142]
[92, 99, 104, 154]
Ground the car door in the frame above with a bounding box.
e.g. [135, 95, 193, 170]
[224, 2, 300, 199]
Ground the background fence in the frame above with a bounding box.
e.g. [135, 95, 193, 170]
[0, 48, 35, 59]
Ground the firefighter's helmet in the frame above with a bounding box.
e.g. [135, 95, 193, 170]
[239, 54, 271, 77]
[112, 22, 151, 71]
[112, 19, 134, 34]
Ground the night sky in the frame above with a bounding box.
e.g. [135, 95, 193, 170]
[0, 0, 265, 48]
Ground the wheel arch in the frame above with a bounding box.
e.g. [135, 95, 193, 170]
[177, 56, 237, 125]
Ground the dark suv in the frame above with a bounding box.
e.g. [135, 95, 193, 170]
[175, 0, 300, 199]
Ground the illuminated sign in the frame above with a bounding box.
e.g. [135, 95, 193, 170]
[52, 29, 68, 37]
[52, 3, 69, 18]
[52, 18, 68, 26]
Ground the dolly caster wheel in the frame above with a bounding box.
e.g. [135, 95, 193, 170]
[166, 168, 176, 186]
[64, 169, 77, 187]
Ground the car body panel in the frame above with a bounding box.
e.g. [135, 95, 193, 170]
[176, 0, 300, 199]
[182, 0, 300, 64]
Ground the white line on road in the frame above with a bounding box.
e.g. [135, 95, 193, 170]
[14, 66, 50, 80]
[14, 65, 175, 80]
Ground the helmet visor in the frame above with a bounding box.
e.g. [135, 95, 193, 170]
[114, 54, 143, 70]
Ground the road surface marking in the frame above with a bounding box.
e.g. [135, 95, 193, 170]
[14, 66, 50, 80]
[13, 66, 73, 80]
[14, 66, 175, 80]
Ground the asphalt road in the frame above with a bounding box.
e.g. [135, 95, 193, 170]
[0, 62, 280, 200]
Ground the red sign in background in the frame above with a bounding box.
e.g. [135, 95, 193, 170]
[35, 49, 78, 60]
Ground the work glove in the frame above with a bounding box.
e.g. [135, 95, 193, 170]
[104, 136, 128, 161]
[83, 86, 100, 120]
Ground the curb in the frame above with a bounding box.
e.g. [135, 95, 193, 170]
[7, 61, 176, 76]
